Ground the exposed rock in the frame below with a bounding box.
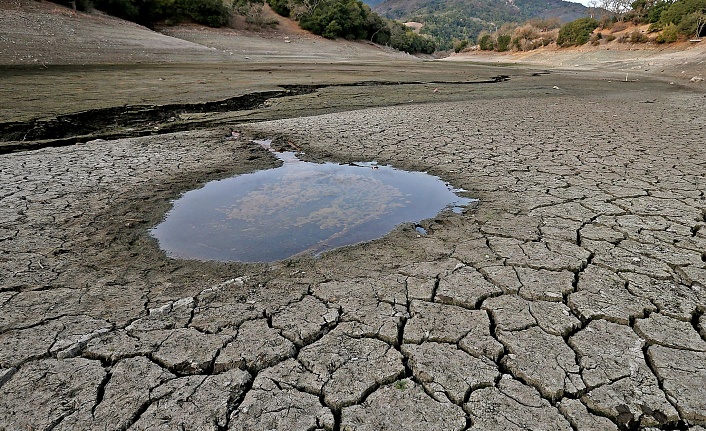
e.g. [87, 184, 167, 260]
[402, 342, 498, 404]
[214, 318, 296, 373]
[341, 379, 466, 431]
[498, 326, 583, 400]
[648, 345, 706, 425]
[465, 375, 572, 430]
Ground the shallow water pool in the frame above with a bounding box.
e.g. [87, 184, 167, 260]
[151, 141, 474, 262]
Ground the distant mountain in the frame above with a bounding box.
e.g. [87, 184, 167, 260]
[371, 0, 588, 49]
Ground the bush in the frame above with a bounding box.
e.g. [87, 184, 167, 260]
[496, 34, 511, 51]
[628, 29, 649, 42]
[453, 39, 469, 52]
[590, 31, 602, 45]
[655, 22, 680, 41]
[267, 0, 290, 17]
[91, 0, 139, 21]
[182, 0, 230, 27]
[557, 17, 599, 47]
[478, 33, 494, 50]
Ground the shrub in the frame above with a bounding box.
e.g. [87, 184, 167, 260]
[182, 0, 230, 27]
[267, 0, 290, 17]
[478, 33, 494, 50]
[557, 17, 599, 47]
[511, 24, 543, 51]
[628, 29, 649, 42]
[453, 39, 469, 53]
[590, 31, 602, 45]
[655, 22, 680, 41]
[496, 34, 511, 51]
[91, 0, 139, 21]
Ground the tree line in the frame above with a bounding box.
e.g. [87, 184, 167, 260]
[46, 0, 436, 54]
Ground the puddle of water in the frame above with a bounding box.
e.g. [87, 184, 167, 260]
[151, 140, 475, 262]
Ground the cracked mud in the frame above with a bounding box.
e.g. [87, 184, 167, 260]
[1, 70, 706, 431]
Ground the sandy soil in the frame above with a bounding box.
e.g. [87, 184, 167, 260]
[447, 38, 706, 84]
[1, 2, 706, 431]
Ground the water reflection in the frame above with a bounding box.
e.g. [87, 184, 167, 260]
[151, 141, 475, 262]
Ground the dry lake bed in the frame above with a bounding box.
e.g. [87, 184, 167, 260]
[1, 5, 706, 429]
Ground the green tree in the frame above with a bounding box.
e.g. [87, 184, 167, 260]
[496, 33, 511, 50]
[478, 33, 494, 50]
[557, 17, 599, 46]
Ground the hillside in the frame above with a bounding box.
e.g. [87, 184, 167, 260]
[0, 0, 408, 66]
[374, 0, 587, 49]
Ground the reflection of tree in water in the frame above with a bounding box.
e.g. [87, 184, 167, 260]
[222, 169, 407, 232]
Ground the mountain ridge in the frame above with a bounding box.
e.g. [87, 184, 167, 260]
[371, 0, 588, 48]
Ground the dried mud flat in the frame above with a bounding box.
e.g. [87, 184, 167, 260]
[2, 3, 706, 431]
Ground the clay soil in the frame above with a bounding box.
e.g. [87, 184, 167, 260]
[1, 1, 706, 430]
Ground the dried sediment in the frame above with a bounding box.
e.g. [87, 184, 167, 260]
[1, 71, 706, 430]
